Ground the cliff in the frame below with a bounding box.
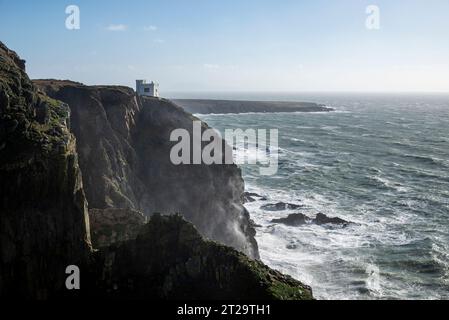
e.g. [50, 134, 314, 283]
[34, 80, 259, 259]
[0, 41, 313, 300]
[88, 214, 312, 300]
[173, 99, 333, 114]
[0, 43, 91, 299]
[89, 208, 147, 248]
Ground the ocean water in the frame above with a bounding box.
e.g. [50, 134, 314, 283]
[192, 93, 449, 300]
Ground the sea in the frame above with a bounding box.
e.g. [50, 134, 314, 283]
[170, 92, 449, 300]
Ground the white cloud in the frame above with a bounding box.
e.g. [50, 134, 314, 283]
[144, 25, 158, 31]
[106, 24, 127, 31]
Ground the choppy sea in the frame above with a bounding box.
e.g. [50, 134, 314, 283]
[173, 92, 449, 300]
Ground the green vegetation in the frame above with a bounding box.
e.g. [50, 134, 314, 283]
[1, 44, 72, 166]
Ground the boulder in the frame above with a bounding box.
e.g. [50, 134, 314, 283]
[313, 213, 351, 227]
[271, 213, 309, 226]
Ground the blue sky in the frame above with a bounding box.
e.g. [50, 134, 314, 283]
[1, 0, 448, 92]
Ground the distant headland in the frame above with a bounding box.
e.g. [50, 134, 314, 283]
[173, 99, 334, 115]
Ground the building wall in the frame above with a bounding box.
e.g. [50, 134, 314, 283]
[136, 80, 159, 97]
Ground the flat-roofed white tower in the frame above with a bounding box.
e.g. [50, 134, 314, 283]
[136, 80, 159, 97]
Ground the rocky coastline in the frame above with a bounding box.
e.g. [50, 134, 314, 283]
[0, 41, 313, 300]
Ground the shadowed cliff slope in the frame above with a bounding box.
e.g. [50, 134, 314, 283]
[0, 43, 91, 299]
[88, 214, 312, 300]
[34, 80, 259, 259]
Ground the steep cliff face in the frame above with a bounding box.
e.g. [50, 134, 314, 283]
[34, 80, 259, 259]
[0, 42, 313, 300]
[0, 43, 91, 299]
[88, 214, 312, 300]
[135, 96, 259, 258]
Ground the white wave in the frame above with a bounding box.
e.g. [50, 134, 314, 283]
[431, 242, 449, 285]
[369, 175, 409, 192]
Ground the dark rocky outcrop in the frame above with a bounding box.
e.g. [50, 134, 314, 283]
[243, 192, 267, 203]
[261, 202, 302, 211]
[271, 212, 352, 228]
[0, 42, 91, 299]
[313, 212, 351, 227]
[173, 99, 334, 115]
[34, 80, 259, 259]
[87, 214, 313, 300]
[271, 213, 309, 226]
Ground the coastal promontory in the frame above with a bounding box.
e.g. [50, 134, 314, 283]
[0, 41, 313, 300]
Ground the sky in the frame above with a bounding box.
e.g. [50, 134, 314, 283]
[1, 0, 448, 93]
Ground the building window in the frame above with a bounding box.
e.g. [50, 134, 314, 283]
[144, 88, 150, 93]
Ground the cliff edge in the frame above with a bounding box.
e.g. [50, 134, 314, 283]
[0, 42, 91, 299]
[34, 80, 259, 259]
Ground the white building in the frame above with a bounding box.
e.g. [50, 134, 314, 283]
[136, 80, 159, 97]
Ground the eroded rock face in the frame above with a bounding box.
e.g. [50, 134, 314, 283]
[89, 208, 147, 248]
[0, 42, 91, 299]
[34, 80, 259, 259]
[0, 42, 313, 299]
[88, 214, 313, 300]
